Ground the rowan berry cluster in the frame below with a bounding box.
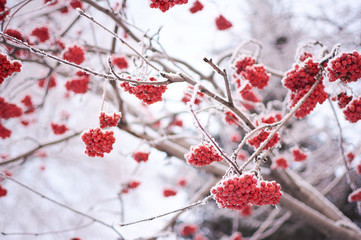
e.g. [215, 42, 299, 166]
[38, 75, 57, 89]
[240, 89, 261, 104]
[240, 204, 253, 217]
[0, 122, 11, 139]
[163, 187, 177, 197]
[31, 26, 50, 43]
[0, 97, 22, 119]
[4, 28, 26, 42]
[63, 45, 85, 65]
[21, 95, 35, 114]
[272, 157, 289, 169]
[211, 173, 282, 210]
[224, 111, 239, 125]
[348, 188, 361, 202]
[70, 0, 82, 9]
[185, 143, 223, 167]
[189, 0, 203, 13]
[332, 92, 353, 108]
[179, 223, 198, 237]
[292, 148, 307, 162]
[241, 65, 270, 90]
[133, 151, 149, 163]
[327, 51, 361, 83]
[181, 85, 204, 105]
[247, 130, 280, 150]
[298, 52, 313, 62]
[260, 112, 282, 124]
[121, 180, 141, 194]
[0, 0, 9, 21]
[121, 77, 167, 105]
[51, 123, 69, 135]
[0, 53, 22, 85]
[347, 152, 355, 162]
[230, 232, 243, 240]
[343, 97, 361, 123]
[112, 56, 128, 70]
[234, 56, 256, 75]
[81, 128, 116, 157]
[99, 112, 121, 128]
[215, 15, 233, 30]
[65, 76, 89, 94]
[0, 184, 7, 197]
[150, 0, 188, 12]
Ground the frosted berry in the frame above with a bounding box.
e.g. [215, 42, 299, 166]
[0, 1, 9, 21]
[225, 111, 239, 125]
[292, 148, 307, 162]
[0, 97, 22, 119]
[185, 143, 223, 167]
[112, 56, 128, 70]
[240, 89, 261, 103]
[63, 45, 85, 65]
[230, 232, 243, 240]
[179, 223, 198, 237]
[150, 0, 188, 12]
[272, 157, 289, 169]
[0, 53, 22, 85]
[189, 0, 203, 13]
[163, 187, 177, 197]
[70, 0, 82, 9]
[234, 56, 256, 75]
[348, 188, 361, 202]
[38, 75, 56, 89]
[334, 92, 353, 108]
[0, 184, 7, 197]
[247, 130, 280, 150]
[128, 180, 141, 189]
[240, 204, 253, 217]
[347, 152, 355, 162]
[121, 77, 167, 105]
[99, 112, 121, 128]
[260, 112, 282, 124]
[21, 95, 35, 114]
[51, 123, 69, 135]
[242, 65, 270, 89]
[343, 97, 361, 123]
[133, 151, 150, 163]
[30, 26, 50, 43]
[327, 51, 361, 83]
[65, 77, 89, 94]
[215, 15, 233, 30]
[299, 52, 313, 62]
[0, 122, 11, 139]
[81, 128, 116, 157]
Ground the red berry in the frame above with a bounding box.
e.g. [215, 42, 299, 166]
[189, 0, 203, 14]
[163, 187, 177, 197]
[343, 97, 361, 123]
[51, 123, 69, 135]
[63, 45, 85, 65]
[177, 177, 187, 187]
[150, 0, 188, 12]
[81, 128, 116, 157]
[327, 51, 361, 83]
[112, 56, 128, 70]
[0, 53, 22, 85]
[0, 97, 22, 119]
[234, 56, 256, 75]
[240, 204, 253, 217]
[348, 188, 361, 202]
[272, 157, 289, 169]
[346, 152, 355, 162]
[247, 130, 280, 150]
[0, 121, 11, 139]
[133, 151, 150, 163]
[215, 15, 232, 30]
[70, 0, 82, 9]
[182, 85, 204, 105]
[225, 111, 239, 125]
[31, 26, 50, 43]
[38, 75, 57, 89]
[334, 92, 353, 108]
[241, 64, 270, 89]
[99, 112, 121, 128]
[185, 143, 223, 167]
[230, 232, 243, 240]
[128, 180, 141, 189]
[292, 148, 307, 162]
[179, 223, 198, 237]
[65, 76, 89, 94]
[0, 184, 7, 197]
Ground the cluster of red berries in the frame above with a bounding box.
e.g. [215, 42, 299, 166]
[21, 95, 35, 114]
[215, 15, 233, 30]
[211, 173, 282, 210]
[260, 112, 282, 124]
[38, 75, 57, 89]
[230, 232, 243, 240]
[240, 89, 261, 104]
[179, 223, 198, 237]
[0, 97, 22, 119]
[70, 0, 82, 9]
[189, 0, 203, 13]
[31, 26, 50, 43]
[99, 112, 121, 128]
[0, 184, 7, 198]
[150, 0, 188, 12]
[348, 188, 361, 202]
[181, 85, 204, 105]
[224, 111, 239, 125]
[241, 65, 270, 90]
[239, 204, 253, 217]
[65, 76, 89, 94]
[51, 123, 69, 135]
[298, 52, 313, 62]
[121, 77, 167, 105]
[63, 45, 85, 65]
[327, 51, 361, 83]
[0, 53, 22, 85]
[331, 92, 353, 109]
[81, 128, 116, 157]
[163, 187, 177, 197]
[343, 97, 361, 123]
[121, 180, 141, 194]
[235, 56, 256, 75]
[0, 0, 9, 21]
[185, 143, 223, 167]
[4, 28, 28, 56]
[133, 151, 150, 163]
[347, 152, 355, 162]
[283, 58, 327, 118]
[112, 56, 128, 70]
[292, 148, 307, 162]
[0, 122, 11, 139]
[271, 157, 289, 169]
[247, 130, 280, 150]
